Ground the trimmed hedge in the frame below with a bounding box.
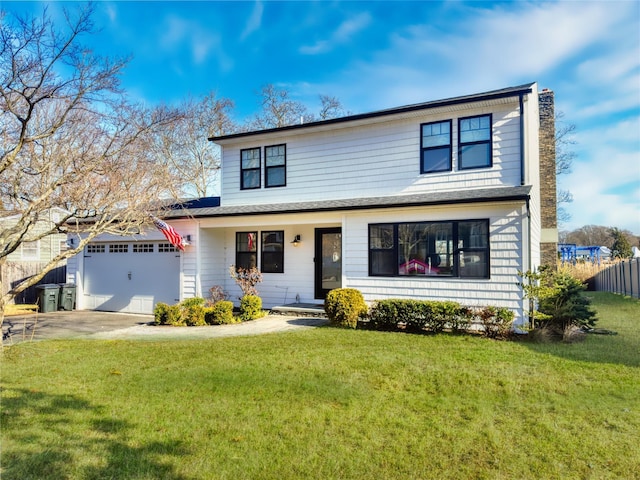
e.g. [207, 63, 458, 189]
[367, 299, 514, 339]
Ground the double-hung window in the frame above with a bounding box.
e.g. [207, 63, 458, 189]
[421, 120, 452, 173]
[236, 231, 258, 270]
[369, 220, 489, 278]
[241, 148, 261, 189]
[261, 231, 284, 273]
[459, 114, 492, 169]
[265, 144, 286, 187]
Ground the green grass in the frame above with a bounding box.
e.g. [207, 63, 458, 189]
[2, 292, 639, 479]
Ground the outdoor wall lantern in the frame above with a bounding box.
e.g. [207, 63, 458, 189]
[291, 235, 301, 247]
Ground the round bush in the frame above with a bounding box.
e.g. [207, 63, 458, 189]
[325, 288, 368, 329]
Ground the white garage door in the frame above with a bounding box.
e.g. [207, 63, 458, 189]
[83, 242, 180, 314]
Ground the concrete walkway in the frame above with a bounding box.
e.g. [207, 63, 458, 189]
[2, 310, 328, 345]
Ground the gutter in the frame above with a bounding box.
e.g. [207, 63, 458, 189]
[519, 93, 526, 186]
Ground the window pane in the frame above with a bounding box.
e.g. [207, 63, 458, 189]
[398, 223, 452, 276]
[460, 116, 490, 143]
[237, 232, 257, 252]
[371, 251, 395, 275]
[459, 251, 488, 278]
[242, 170, 260, 189]
[422, 121, 450, 147]
[241, 148, 260, 168]
[459, 221, 488, 248]
[265, 145, 285, 166]
[422, 146, 451, 173]
[370, 224, 394, 249]
[460, 143, 491, 169]
[266, 166, 285, 187]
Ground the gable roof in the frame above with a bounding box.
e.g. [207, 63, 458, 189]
[164, 185, 531, 219]
[209, 83, 535, 144]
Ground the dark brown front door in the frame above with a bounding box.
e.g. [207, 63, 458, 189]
[315, 228, 342, 299]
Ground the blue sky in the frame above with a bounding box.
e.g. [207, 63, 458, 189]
[4, 1, 640, 234]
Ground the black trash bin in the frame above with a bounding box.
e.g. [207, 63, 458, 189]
[58, 284, 77, 311]
[36, 284, 60, 313]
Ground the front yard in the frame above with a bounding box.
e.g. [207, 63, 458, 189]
[1, 292, 638, 479]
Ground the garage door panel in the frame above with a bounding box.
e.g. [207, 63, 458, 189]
[83, 242, 180, 314]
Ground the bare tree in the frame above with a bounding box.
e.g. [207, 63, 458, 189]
[318, 94, 349, 120]
[0, 5, 182, 325]
[249, 84, 313, 129]
[153, 92, 236, 198]
[555, 111, 576, 225]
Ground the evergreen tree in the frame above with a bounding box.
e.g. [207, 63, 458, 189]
[610, 227, 632, 259]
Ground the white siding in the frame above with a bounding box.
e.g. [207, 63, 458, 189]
[220, 101, 523, 207]
[341, 203, 527, 323]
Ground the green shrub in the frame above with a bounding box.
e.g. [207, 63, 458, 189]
[368, 299, 470, 334]
[181, 297, 206, 308]
[325, 288, 368, 329]
[166, 304, 185, 326]
[205, 301, 236, 325]
[520, 267, 598, 332]
[153, 302, 170, 325]
[240, 295, 264, 321]
[183, 303, 206, 326]
[477, 306, 514, 339]
[368, 300, 400, 330]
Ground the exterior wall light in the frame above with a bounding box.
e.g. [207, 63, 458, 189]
[291, 235, 301, 247]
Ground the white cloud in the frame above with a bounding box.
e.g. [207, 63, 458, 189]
[240, 1, 263, 41]
[160, 15, 233, 72]
[300, 12, 372, 55]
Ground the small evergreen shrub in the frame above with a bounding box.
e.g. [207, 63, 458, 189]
[325, 288, 368, 329]
[166, 304, 185, 326]
[153, 302, 170, 325]
[205, 301, 236, 325]
[183, 303, 206, 326]
[240, 295, 264, 321]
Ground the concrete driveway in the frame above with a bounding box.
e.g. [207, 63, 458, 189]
[2, 310, 328, 345]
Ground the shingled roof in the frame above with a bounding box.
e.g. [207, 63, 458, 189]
[163, 185, 532, 219]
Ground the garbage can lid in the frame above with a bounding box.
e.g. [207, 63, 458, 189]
[36, 284, 61, 289]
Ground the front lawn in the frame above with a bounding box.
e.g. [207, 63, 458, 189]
[1, 292, 639, 479]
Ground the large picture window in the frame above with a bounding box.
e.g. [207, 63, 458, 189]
[240, 148, 261, 189]
[459, 114, 492, 170]
[265, 144, 286, 188]
[261, 231, 284, 273]
[421, 120, 452, 173]
[369, 220, 490, 278]
[236, 231, 257, 270]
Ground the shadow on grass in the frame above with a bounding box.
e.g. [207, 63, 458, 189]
[1, 388, 193, 479]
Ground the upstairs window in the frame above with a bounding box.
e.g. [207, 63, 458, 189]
[265, 144, 286, 187]
[421, 120, 452, 173]
[241, 148, 261, 189]
[459, 114, 492, 169]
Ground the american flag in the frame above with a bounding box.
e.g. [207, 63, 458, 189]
[247, 233, 255, 250]
[152, 216, 185, 251]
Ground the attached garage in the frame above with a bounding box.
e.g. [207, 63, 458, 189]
[82, 241, 180, 314]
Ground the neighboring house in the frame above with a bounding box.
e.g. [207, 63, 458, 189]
[2, 208, 69, 263]
[67, 83, 558, 325]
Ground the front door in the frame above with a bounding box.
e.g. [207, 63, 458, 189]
[315, 228, 342, 299]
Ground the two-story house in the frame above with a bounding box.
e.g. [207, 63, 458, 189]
[67, 82, 558, 326]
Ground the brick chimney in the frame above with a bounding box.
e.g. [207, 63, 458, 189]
[538, 89, 558, 268]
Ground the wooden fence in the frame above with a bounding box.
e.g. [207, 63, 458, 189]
[594, 258, 640, 299]
[1, 262, 67, 305]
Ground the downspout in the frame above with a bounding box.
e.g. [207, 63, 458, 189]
[525, 196, 533, 328]
[519, 93, 526, 186]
